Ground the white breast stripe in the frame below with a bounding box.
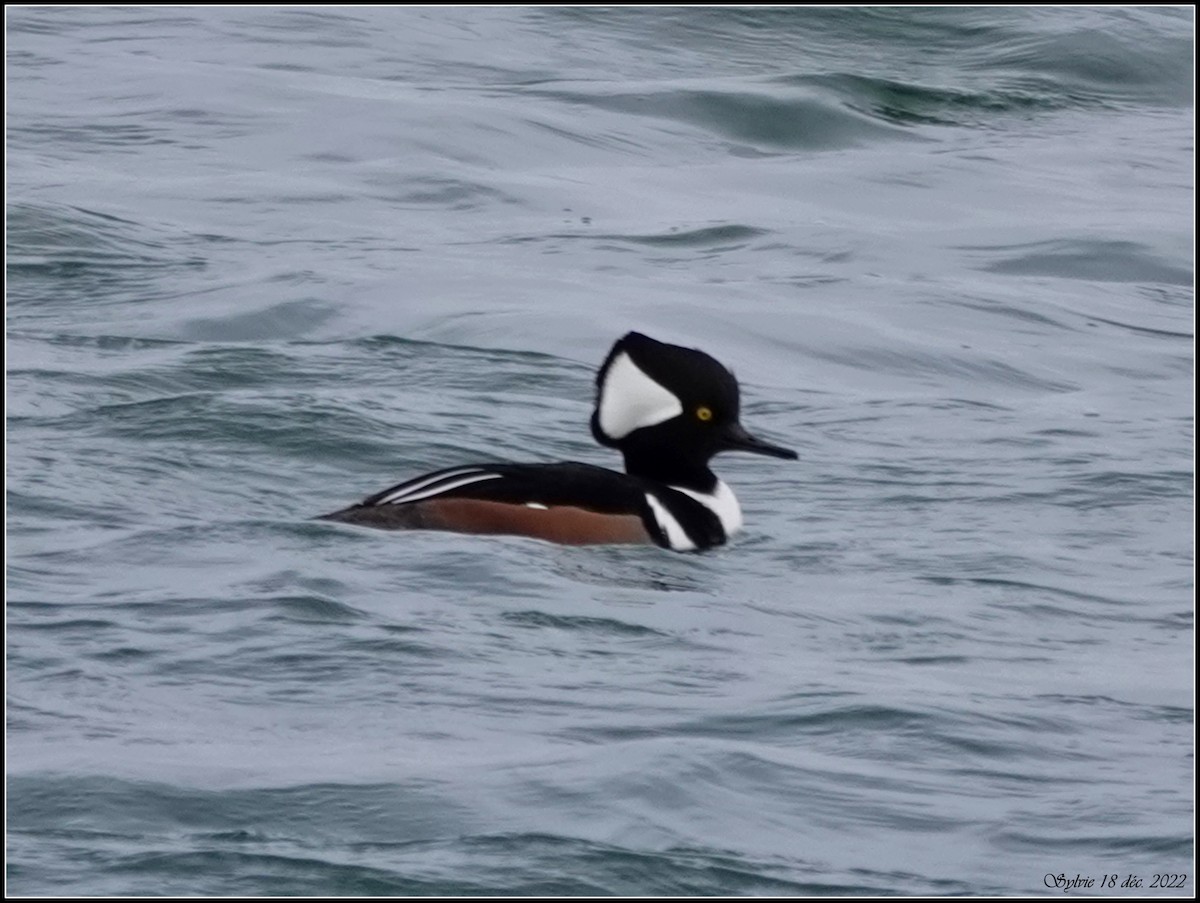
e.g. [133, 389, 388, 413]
[379, 472, 502, 505]
[597, 352, 684, 440]
[644, 492, 697, 551]
[672, 480, 743, 538]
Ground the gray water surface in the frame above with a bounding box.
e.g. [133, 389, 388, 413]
[6, 6, 1194, 896]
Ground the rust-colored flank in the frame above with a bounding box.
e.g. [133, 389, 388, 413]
[418, 498, 652, 545]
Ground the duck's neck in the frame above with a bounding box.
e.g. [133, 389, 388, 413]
[622, 452, 717, 493]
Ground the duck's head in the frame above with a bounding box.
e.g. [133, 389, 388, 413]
[589, 332, 796, 487]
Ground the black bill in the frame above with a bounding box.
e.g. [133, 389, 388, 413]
[722, 422, 798, 460]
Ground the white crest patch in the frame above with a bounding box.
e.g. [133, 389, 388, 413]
[597, 351, 683, 440]
[671, 480, 743, 538]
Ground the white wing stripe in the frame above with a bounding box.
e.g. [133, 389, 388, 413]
[379, 472, 502, 505]
[379, 466, 488, 499]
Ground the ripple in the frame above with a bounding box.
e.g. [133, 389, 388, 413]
[962, 239, 1193, 286]
[500, 610, 667, 637]
[530, 85, 922, 151]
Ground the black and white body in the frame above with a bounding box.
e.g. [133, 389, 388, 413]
[318, 332, 796, 551]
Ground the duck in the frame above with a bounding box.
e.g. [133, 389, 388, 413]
[318, 331, 796, 551]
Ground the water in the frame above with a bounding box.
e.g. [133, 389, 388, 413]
[6, 6, 1193, 896]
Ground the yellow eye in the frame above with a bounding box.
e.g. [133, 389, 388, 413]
[696, 406, 713, 422]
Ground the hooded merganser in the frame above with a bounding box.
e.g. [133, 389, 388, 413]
[318, 332, 796, 551]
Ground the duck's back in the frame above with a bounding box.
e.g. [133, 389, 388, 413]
[318, 461, 722, 548]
